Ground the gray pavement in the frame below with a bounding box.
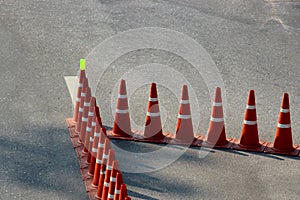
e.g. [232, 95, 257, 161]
[1, 0, 299, 199]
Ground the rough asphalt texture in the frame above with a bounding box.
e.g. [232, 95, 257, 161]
[1, 0, 299, 199]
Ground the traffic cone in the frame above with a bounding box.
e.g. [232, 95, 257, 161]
[88, 118, 101, 176]
[73, 59, 86, 124]
[95, 104, 103, 128]
[202, 87, 232, 148]
[113, 172, 123, 200]
[172, 85, 195, 145]
[92, 133, 109, 188]
[118, 184, 128, 200]
[75, 77, 89, 135]
[86, 110, 97, 164]
[265, 93, 299, 156]
[143, 83, 165, 142]
[110, 79, 132, 139]
[100, 149, 115, 200]
[107, 160, 119, 200]
[124, 197, 131, 200]
[83, 97, 96, 155]
[78, 87, 92, 144]
[96, 149, 115, 199]
[232, 90, 267, 152]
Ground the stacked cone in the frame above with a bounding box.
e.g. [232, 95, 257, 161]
[113, 172, 123, 200]
[265, 93, 299, 156]
[112, 80, 132, 138]
[88, 119, 101, 176]
[78, 87, 92, 145]
[173, 85, 195, 144]
[202, 87, 232, 148]
[75, 77, 89, 135]
[143, 83, 165, 142]
[232, 90, 267, 152]
[83, 97, 96, 155]
[73, 59, 86, 124]
[107, 160, 119, 200]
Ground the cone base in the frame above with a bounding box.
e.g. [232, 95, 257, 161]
[88, 190, 98, 200]
[80, 167, 93, 181]
[133, 130, 170, 144]
[106, 130, 134, 141]
[231, 138, 267, 152]
[201, 138, 233, 149]
[66, 118, 76, 128]
[84, 179, 97, 192]
[169, 134, 198, 146]
[265, 143, 300, 156]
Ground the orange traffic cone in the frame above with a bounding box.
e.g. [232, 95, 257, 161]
[78, 87, 91, 145]
[118, 184, 128, 200]
[113, 172, 123, 200]
[100, 150, 116, 200]
[265, 93, 299, 156]
[88, 118, 101, 176]
[232, 90, 267, 152]
[75, 78, 89, 135]
[83, 97, 96, 155]
[172, 85, 195, 144]
[73, 59, 86, 124]
[202, 87, 232, 148]
[125, 197, 131, 200]
[95, 138, 111, 196]
[107, 160, 119, 200]
[87, 109, 98, 164]
[143, 83, 165, 142]
[111, 80, 132, 139]
[96, 149, 115, 199]
[92, 133, 109, 188]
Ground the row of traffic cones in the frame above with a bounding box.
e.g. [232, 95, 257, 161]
[66, 60, 131, 200]
[104, 79, 299, 156]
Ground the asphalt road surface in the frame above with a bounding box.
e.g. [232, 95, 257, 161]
[1, 0, 299, 200]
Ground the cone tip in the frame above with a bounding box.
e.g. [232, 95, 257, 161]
[181, 85, 189, 100]
[112, 160, 119, 170]
[281, 93, 289, 109]
[150, 82, 158, 98]
[247, 90, 255, 106]
[119, 79, 127, 95]
[214, 87, 222, 103]
[90, 97, 96, 106]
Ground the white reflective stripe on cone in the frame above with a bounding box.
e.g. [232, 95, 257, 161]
[107, 193, 114, 199]
[280, 108, 290, 113]
[98, 143, 105, 148]
[107, 165, 112, 170]
[180, 100, 189, 104]
[88, 112, 94, 116]
[243, 120, 257, 125]
[178, 114, 191, 119]
[90, 137, 94, 142]
[86, 127, 91, 132]
[147, 112, 160, 117]
[104, 182, 109, 187]
[82, 117, 88, 122]
[103, 154, 108, 159]
[115, 189, 120, 194]
[94, 132, 100, 137]
[110, 177, 116, 182]
[92, 122, 96, 126]
[96, 159, 102, 164]
[76, 98, 81, 102]
[118, 94, 127, 99]
[246, 105, 256, 109]
[100, 170, 105, 175]
[277, 123, 291, 128]
[213, 102, 222, 106]
[116, 109, 129, 114]
[84, 102, 90, 107]
[210, 117, 224, 122]
[79, 83, 83, 87]
[149, 97, 158, 102]
[79, 107, 84, 112]
[81, 93, 86, 97]
[92, 148, 97, 153]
